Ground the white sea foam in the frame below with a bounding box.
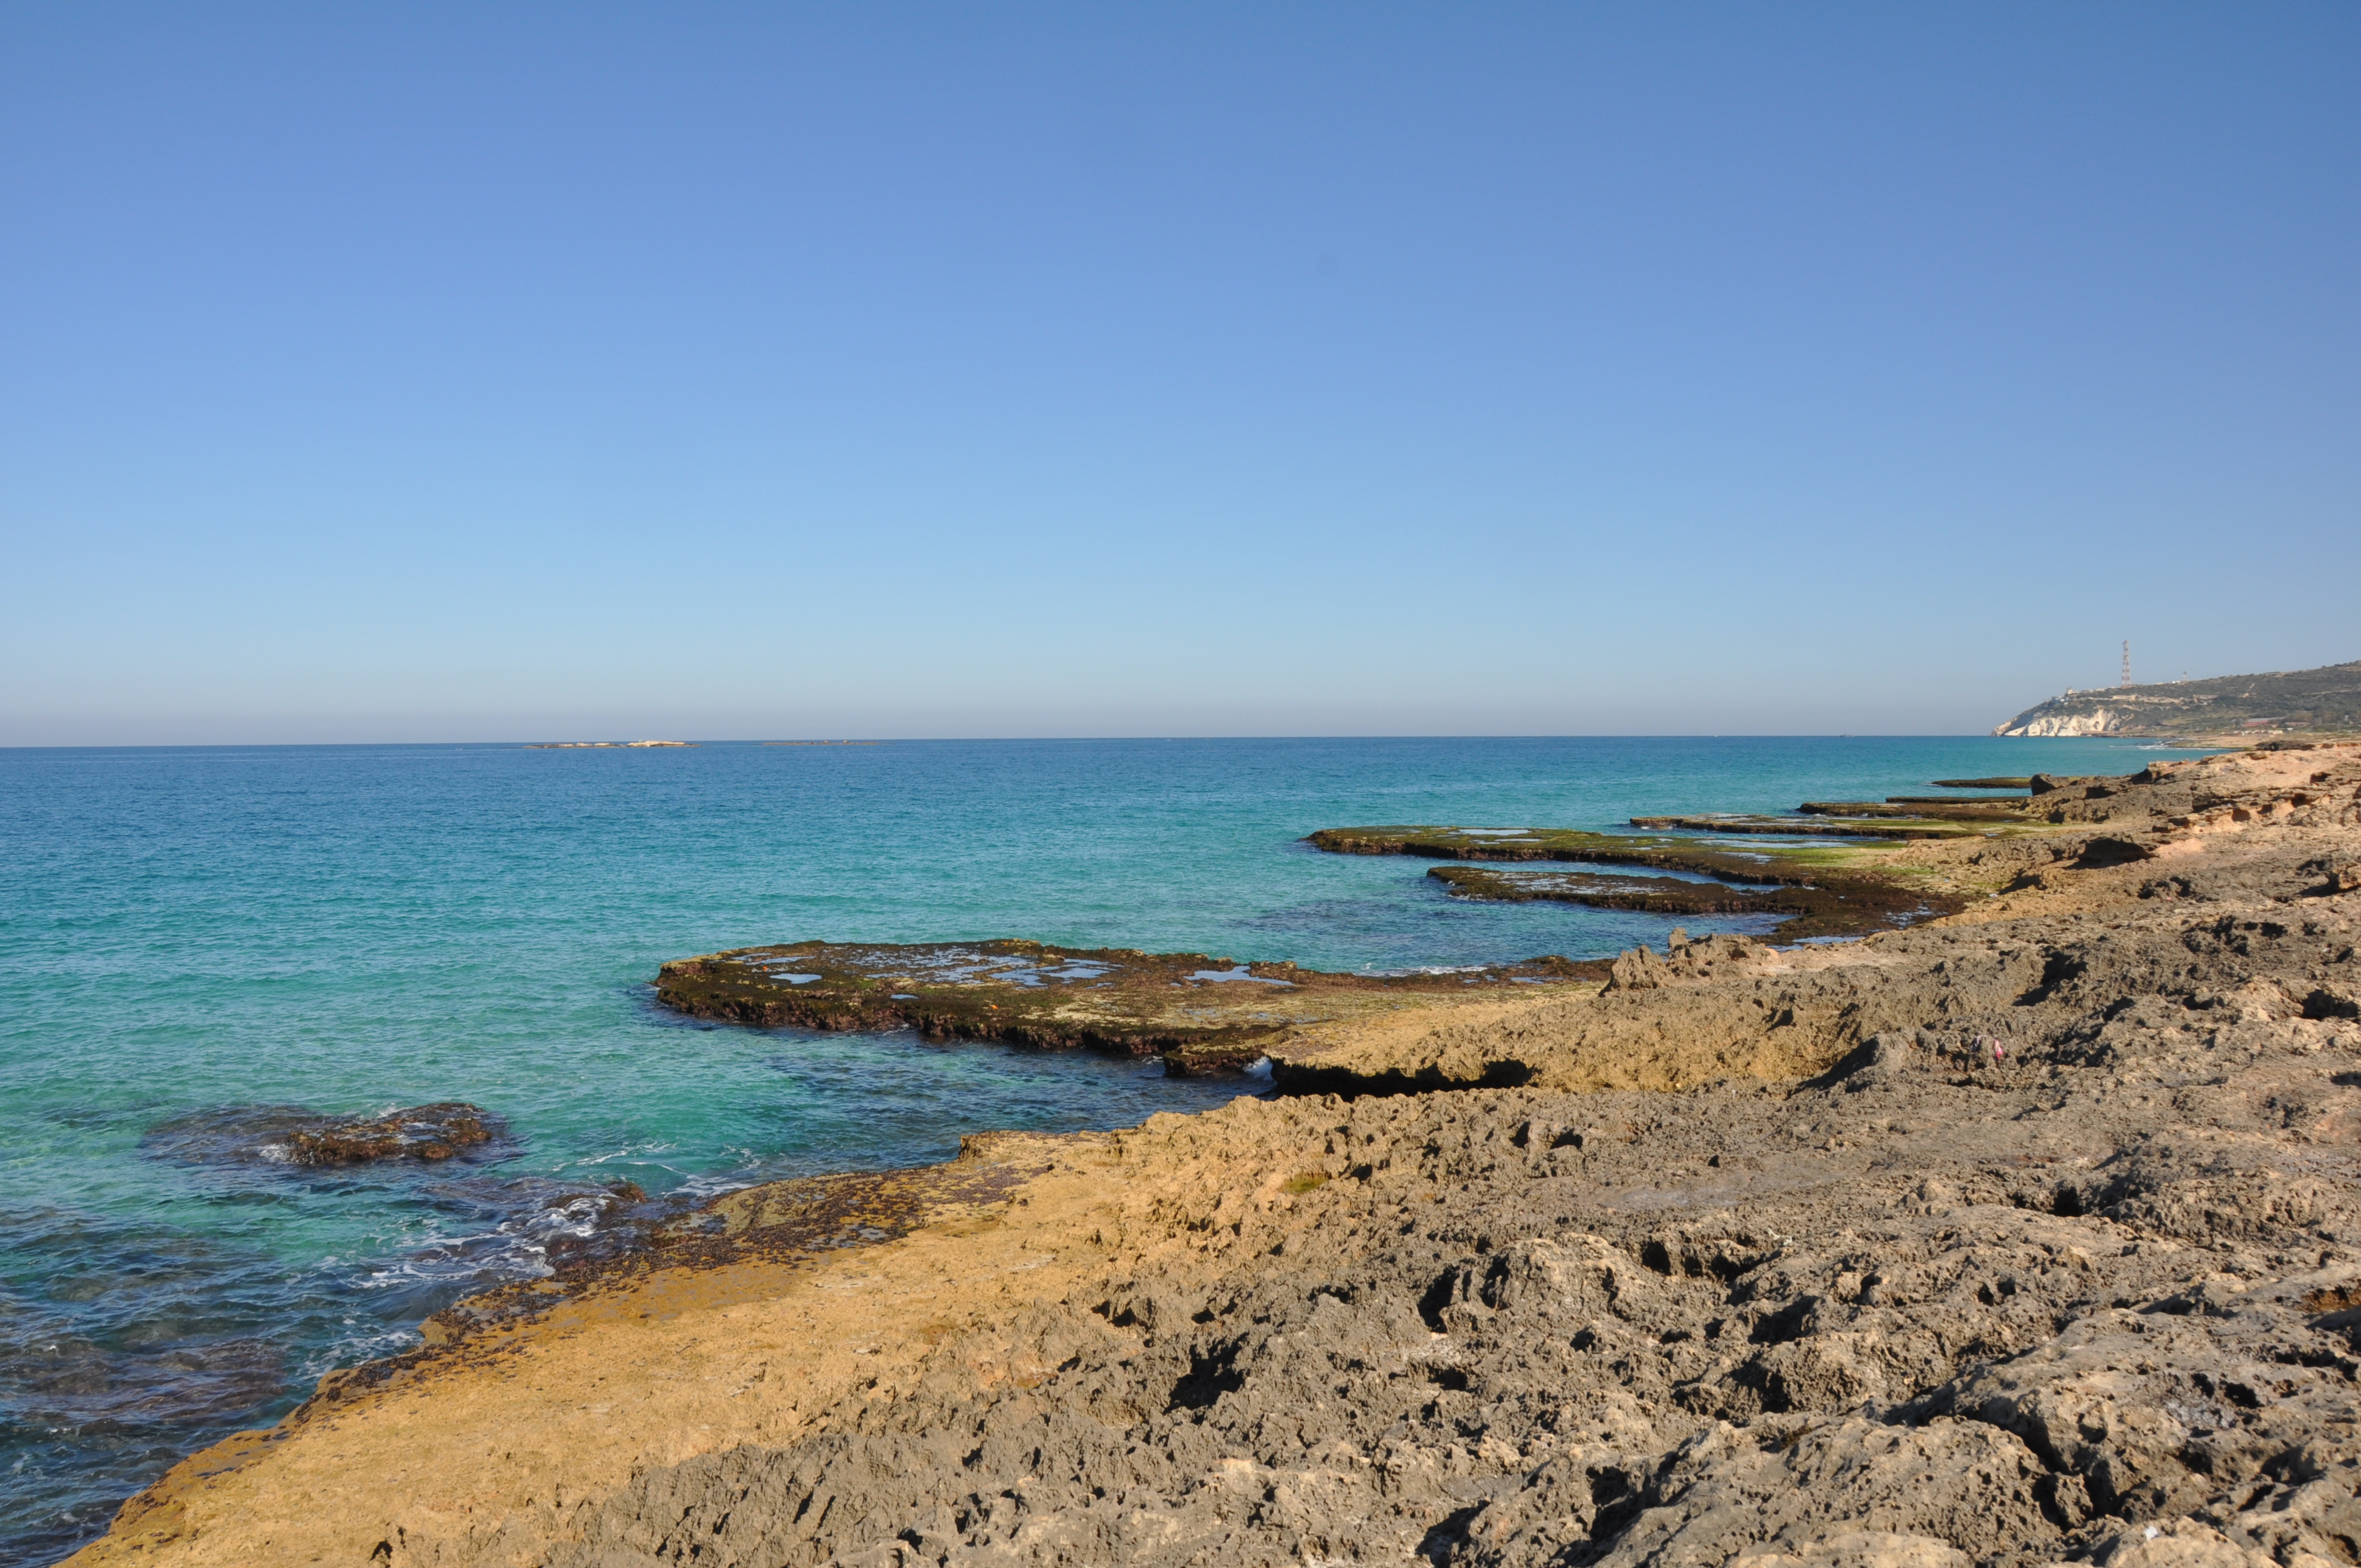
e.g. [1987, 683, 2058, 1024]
[1187, 967, 1292, 986]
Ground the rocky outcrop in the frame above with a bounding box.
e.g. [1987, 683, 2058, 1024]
[1308, 823, 1981, 940]
[1301, 826, 1960, 867]
[652, 940, 1606, 1074]
[139, 1101, 508, 1166]
[1426, 862, 1965, 943]
[2000, 706, 2129, 737]
[282, 1103, 501, 1165]
[1628, 813, 1986, 839]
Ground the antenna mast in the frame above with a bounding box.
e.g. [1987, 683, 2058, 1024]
[2121, 640, 2131, 687]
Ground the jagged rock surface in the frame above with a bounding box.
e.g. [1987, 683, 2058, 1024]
[542, 755, 2361, 1568]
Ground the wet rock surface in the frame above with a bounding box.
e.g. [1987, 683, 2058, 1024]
[1628, 814, 1992, 839]
[1308, 824, 1972, 940]
[1307, 827, 1982, 866]
[284, 1102, 503, 1165]
[1427, 863, 1960, 943]
[1800, 799, 2032, 820]
[141, 1102, 510, 1167]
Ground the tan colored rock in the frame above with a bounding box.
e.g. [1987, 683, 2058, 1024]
[1737, 1531, 1974, 1568]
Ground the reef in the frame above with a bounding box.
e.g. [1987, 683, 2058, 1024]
[654, 940, 1605, 1074]
[1302, 824, 1894, 877]
[1627, 813, 1988, 839]
[1798, 800, 2029, 821]
[282, 1102, 502, 1165]
[1305, 822, 1970, 941]
[1883, 793, 2031, 805]
[1422, 864, 1961, 943]
[140, 1102, 509, 1167]
[71, 744, 2361, 1568]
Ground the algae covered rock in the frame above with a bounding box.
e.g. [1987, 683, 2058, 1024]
[1314, 826, 1968, 940]
[284, 1102, 502, 1164]
[654, 939, 1600, 1074]
[140, 1100, 510, 1167]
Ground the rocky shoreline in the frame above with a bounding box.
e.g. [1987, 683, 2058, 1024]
[66, 744, 2361, 1568]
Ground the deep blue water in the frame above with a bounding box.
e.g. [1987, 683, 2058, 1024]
[0, 734, 2193, 1561]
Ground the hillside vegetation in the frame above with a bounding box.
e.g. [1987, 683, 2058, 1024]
[1993, 657, 2361, 737]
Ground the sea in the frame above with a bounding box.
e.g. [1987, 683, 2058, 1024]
[0, 734, 2196, 1562]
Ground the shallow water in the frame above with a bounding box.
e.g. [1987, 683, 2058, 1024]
[0, 734, 2188, 1560]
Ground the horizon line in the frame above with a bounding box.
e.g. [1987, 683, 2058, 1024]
[0, 731, 2202, 752]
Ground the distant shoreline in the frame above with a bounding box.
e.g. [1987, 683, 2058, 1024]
[1991, 656, 2360, 739]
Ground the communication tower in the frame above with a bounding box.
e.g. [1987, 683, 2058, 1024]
[2121, 641, 2131, 687]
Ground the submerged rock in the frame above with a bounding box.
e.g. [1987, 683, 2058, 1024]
[283, 1103, 501, 1165]
[142, 1102, 510, 1167]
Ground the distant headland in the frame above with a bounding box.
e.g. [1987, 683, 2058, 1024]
[1994, 656, 2361, 740]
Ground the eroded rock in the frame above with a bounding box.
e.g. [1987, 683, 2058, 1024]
[140, 1101, 509, 1167]
[283, 1102, 502, 1165]
[654, 939, 1606, 1074]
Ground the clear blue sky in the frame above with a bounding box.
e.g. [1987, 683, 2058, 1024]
[3, 3, 2354, 743]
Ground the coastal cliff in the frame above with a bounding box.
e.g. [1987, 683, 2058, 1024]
[67, 745, 2361, 1568]
[1993, 658, 2361, 739]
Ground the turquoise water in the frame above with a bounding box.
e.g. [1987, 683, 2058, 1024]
[0, 735, 2190, 1560]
